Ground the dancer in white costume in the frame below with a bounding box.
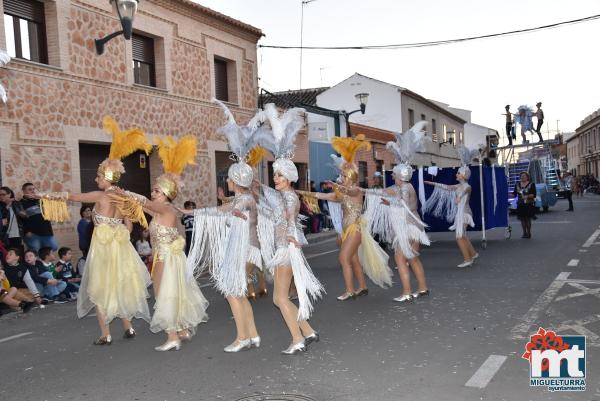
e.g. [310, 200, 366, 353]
[423, 145, 479, 268]
[186, 101, 268, 353]
[113, 135, 208, 351]
[39, 116, 152, 345]
[254, 103, 324, 354]
[363, 122, 431, 303]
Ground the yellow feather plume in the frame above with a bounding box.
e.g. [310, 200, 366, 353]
[246, 146, 267, 167]
[155, 135, 198, 175]
[103, 116, 152, 160]
[331, 134, 372, 164]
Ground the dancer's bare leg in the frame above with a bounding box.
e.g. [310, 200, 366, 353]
[351, 253, 367, 291]
[465, 238, 477, 259]
[240, 297, 258, 338]
[408, 243, 428, 292]
[457, 238, 472, 262]
[95, 306, 111, 338]
[338, 232, 361, 294]
[226, 296, 249, 342]
[394, 251, 411, 295]
[273, 266, 306, 345]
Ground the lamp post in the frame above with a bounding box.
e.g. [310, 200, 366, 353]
[95, 0, 139, 55]
[344, 92, 369, 137]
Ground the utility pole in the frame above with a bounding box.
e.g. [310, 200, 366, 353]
[299, 0, 317, 89]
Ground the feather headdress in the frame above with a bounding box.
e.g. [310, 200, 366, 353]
[246, 146, 267, 168]
[213, 99, 269, 187]
[387, 122, 429, 181]
[213, 99, 267, 163]
[255, 103, 304, 159]
[98, 116, 152, 184]
[330, 154, 345, 172]
[155, 135, 197, 200]
[387, 121, 428, 165]
[456, 144, 479, 180]
[331, 134, 371, 164]
[254, 103, 305, 182]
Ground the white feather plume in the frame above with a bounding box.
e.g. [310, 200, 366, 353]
[213, 98, 267, 161]
[456, 144, 480, 166]
[329, 154, 345, 172]
[387, 121, 429, 165]
[259, 103, 305, 159]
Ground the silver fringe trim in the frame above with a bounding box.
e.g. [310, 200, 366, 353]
[327, 200, 343, 235]
[186, 207, 229, 281]
[212, 214, 250, 297]
[288, 244, 325, 321]
[423, 185, 457, 223]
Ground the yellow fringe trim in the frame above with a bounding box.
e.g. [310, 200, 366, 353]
[301, 194, 321, 214]
[113, 196, 149, 228]
[40, 198, 70, 223]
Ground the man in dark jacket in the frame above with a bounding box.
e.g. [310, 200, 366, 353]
[18, 183, 58, 252]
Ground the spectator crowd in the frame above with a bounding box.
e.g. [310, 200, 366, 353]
[0, 183, 92, 315]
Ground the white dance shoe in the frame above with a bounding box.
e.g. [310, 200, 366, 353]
[224, 339, 251, 353]
[154, 339, 181, 352]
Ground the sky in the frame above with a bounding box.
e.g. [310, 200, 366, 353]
[195, 0, 600, 138]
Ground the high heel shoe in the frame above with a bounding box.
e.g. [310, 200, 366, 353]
[336, 292, 356, 301]
[247, 292, 257, 300]
[224, 338, 251, 353]
[250, 336, 261, 348]
[354, 288, 369, 297]
[93, 335, 112, 346]
[281, 340, 306, 355]
[123, 328, 136, 339]
[154, 339, 181, 352]
[393, 294, 414, 303]
[258, 288, 268, 298]
[457, 260, 473, 268]
[304, 331, 320, 346]
[179, 331, 192, 342]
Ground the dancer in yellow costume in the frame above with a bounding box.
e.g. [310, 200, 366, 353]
[39, 116, 152, 345]
[298, 134, 391, 301]
[113, 135, 209, 352]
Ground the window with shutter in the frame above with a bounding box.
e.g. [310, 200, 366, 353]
[3, 0, 48, 64]
[214, 58, 228, 102]
[132, 33, 156, 87]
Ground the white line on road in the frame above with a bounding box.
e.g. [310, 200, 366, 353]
[306, 249, 339, 260]
[567, 259, 580, 267]
[510, 272, 571, 340]
[534, 221, 573, 224]
[579, 249, 588, 253]
[465, 355, 507, 388]
[0, 332, 33, 344]
[582, 229, 600, 248]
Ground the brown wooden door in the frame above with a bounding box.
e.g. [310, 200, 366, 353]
[79, 143, 151, 196]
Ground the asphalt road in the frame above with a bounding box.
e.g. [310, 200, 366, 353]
[1, 196, 599, 401]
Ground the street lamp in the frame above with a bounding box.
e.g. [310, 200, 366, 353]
[95, 0, 139, 55]
[344, 93, 369, 137]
